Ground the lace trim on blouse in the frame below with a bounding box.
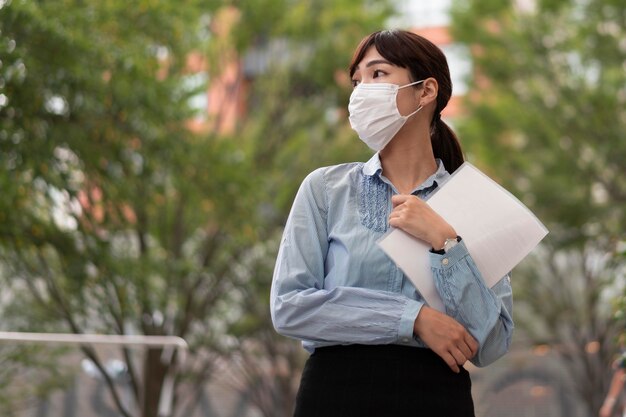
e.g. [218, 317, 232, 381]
[358, 174, 389, 233]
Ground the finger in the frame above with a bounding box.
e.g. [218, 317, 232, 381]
[388, 217, 405, 230]
[389, 201, 415, 219]
[450, 347, 469, 367]
[389, 206, 409, 220]
[442, 352, 460, 373]
[464, 333, 479, 356]
[459, 331, 477, 358]
[391, 194, 411, 207]
[389, 205, 404, 215]
[458, 340, 474, 360]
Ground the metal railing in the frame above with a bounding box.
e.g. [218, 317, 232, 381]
[0, 331, 189, 417]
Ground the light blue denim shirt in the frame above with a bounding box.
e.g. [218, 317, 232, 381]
[270, 154, 514, 367]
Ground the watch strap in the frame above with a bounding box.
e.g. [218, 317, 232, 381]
[431, 236, 462, 255]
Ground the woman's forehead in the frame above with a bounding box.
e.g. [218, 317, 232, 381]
[354, 47, 391, 72]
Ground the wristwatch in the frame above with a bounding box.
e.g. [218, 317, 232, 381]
[432, 236, 462, 254]
[442, 236, 461, 253]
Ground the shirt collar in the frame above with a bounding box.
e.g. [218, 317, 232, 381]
[363, 152, 449, 192]
[363, 152, 383, 177]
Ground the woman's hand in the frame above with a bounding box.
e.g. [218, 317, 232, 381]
[389, 194, 456, 250]
[393, 194, 476, 371]
[414, 306, 479, 373]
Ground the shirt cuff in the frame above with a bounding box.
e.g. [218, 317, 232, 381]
[398, 298, 424, 344]
[428, 239, 470, 269]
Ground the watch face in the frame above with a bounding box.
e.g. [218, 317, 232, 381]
[444, 238, 458, 252]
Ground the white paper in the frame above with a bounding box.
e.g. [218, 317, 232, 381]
[377, 162, 548, 312]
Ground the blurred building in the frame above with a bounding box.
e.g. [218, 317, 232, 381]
[395, 0, 470, 119]
[184, 2, 471, 136]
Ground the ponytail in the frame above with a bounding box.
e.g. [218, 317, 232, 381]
[431, 116, 464, 173]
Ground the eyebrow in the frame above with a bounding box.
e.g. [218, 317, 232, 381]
[365, 59, 392, 68]
[353, 59, 393, 73]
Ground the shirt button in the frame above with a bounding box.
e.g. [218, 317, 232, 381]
[442, 258, 449, 266]
[402, 338, 409, 343]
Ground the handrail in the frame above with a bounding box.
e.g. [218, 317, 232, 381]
[0, 331, 188, 416]
[0, 331, 188, 349]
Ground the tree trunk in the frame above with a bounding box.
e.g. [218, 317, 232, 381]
[142, 348, 169, 417]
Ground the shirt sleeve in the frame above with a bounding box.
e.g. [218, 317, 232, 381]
[429, 241, 514, 367]
[270, 168, 424, 347]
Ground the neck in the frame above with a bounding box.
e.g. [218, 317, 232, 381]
[379, 125, 437, 195]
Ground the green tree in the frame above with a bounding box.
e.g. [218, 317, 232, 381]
[451, 0, 626, 414]
[0, 343, 72, 415]
[200, 2, 394, 416]
[0, 1, 392, 416]
[1, 1, 252, 416]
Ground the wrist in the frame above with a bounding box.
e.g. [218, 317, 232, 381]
[431, 230, 457, 251]
[431, 235, 461, 254]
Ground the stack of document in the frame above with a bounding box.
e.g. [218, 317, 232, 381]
[377, 162, 548, 312]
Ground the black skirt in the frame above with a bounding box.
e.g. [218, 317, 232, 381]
[293, 344, 475, 417]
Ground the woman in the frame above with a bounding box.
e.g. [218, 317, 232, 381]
[270, 29, 514, 417]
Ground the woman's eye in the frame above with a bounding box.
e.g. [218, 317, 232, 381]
[373, 69, 385, 78]
[351, 79, 360, 87]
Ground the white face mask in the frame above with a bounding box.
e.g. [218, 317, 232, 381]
[348, 80, 424, 151]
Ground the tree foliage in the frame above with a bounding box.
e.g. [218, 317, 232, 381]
[0, 0, 391, 416]
[451, 0, 626, 413]
[200, 2, 393, 416]
[451, 0, 625, 242]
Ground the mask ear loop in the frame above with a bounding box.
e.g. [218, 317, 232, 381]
[398, 79, 425, 119]
[404, 104, 423, 119]
[398, 79, 425, 90]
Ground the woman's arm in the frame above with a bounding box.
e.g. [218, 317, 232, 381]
[599, 368, 625, 417]
[389, 194, 514, 368]
[270, 169, 423, 347]
[429, 243, 514, 367]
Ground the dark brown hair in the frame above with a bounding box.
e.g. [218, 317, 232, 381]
[349, 29, 464, 173]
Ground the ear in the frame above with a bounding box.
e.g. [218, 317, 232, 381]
[417, 77, 438, 107]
